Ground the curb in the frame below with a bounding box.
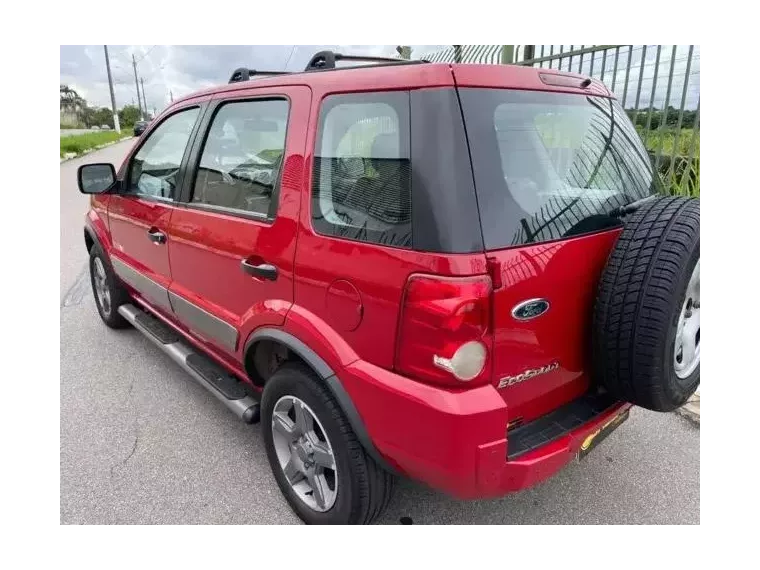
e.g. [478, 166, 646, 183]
[675, 389, 700, 425]
[60, 135, 133, 163]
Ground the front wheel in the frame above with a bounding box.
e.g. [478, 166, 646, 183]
[261, 363, 394, 524]
[89, 245, 130, 329]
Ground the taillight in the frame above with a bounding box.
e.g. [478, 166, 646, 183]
[395, 274, 492, 387]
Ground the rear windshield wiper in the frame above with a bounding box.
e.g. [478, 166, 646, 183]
[608, 194, 658, 218]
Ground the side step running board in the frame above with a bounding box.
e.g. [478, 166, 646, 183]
[118, 304, 260, 424]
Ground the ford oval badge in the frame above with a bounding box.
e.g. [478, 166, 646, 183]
[512, 298, 550, 321]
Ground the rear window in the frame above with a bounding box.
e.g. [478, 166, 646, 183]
[459, 88, 658, 249]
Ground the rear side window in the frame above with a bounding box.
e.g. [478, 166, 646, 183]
[193, 99, 289, 217]
[312, 92, 411, 248]
[460, 88, 658, 249]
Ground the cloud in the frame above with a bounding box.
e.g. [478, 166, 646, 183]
[60, 45, 445, 113]
[61, 45, 697, 114]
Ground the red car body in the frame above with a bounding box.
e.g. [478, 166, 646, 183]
[85, 62, 633, 499]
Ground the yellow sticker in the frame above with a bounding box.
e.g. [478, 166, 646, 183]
[581, 413, 626, 451]
[581, 429, 601, 451]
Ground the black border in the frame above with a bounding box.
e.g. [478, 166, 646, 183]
[52, 42, 712, 532]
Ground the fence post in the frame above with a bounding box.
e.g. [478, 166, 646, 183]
[454, 45, 463, 63]
[501, 45, 516, 64]
[523, 45, 535, 62]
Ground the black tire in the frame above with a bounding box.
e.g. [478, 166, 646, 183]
[89, 244, 131, 329]
[593, 196, 700, 412]
[261, 363, 394, 524]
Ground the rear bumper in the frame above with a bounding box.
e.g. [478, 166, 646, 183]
[340, 359, 632, 499]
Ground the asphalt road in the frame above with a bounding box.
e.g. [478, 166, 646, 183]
[60, 141, 700, 524]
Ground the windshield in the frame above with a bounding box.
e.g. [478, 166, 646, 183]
[459, 88, 658, 249]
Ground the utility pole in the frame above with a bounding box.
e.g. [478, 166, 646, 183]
[140, 77, 148, 119]
[104, 46, 121, 133]
[132, 54, 143, 118]
[170, 90, 174, 103]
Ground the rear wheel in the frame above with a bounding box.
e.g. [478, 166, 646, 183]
[593, 196, 700, 411]
[261, 363, 394, 524]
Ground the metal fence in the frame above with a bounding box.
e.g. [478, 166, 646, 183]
[421, 45, 700, 196]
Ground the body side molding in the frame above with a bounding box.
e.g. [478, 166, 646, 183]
[111, 257, 173, 313]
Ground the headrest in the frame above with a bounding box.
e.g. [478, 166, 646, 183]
[371, 133, 399, 169]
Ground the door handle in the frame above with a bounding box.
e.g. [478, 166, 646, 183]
[240, 259, 278, 281]
[147, 228, 167, 244]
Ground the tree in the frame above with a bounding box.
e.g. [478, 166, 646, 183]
[396, 46, 412, 60]
[60, 84, 86, 126]
[92, 107, 113, 127]
[626, 106, 699, 131]
[81, 106, 96, 128]
[118, 105, 141, 128]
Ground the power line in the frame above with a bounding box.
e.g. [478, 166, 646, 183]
[134, 45, 157, 64]
[283, 46, 297, 71]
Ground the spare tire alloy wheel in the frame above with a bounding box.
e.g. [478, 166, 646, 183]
[593, 197, 700, 412]
[674, 260, 700, 379]
[271, 396, 338, 512]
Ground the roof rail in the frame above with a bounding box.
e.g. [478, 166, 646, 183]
[303, 50, 428, 72]
[228, 67, 291, 84]
[226, 51, 429, 85]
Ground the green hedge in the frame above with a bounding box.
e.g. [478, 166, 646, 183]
[60, 130, 132, 158]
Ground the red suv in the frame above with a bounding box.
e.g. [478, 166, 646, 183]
[77, 51, 700, 524]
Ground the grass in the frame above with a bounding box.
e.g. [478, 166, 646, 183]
[640, 128, 700, 197]
[536, 122, 701, 197]
[641, 127, 699, 158]
[60, 128, 132, 158]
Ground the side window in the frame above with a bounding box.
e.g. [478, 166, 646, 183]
[312, 92, 411, 248]
[127, 107, 199, 199]
[192, 99, 289, 217]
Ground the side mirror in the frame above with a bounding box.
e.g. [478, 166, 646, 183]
[78, 163, 116, 194]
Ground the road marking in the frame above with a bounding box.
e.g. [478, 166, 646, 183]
[62, 263, 90, 308]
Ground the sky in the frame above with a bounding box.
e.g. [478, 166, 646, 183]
[60, 45, 699, 114]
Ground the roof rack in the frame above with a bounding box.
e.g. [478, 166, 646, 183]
[228, 67, 291, 84]
[227, 50, 430, 84]
[303, 50, 428, 72]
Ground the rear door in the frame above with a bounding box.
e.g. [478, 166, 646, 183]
[108, 103, 205, 314]
[457, 86, 657, 423]
[166, 86, 310, 360]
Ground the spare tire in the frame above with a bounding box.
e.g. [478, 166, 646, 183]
[593, 196, 700, 412]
